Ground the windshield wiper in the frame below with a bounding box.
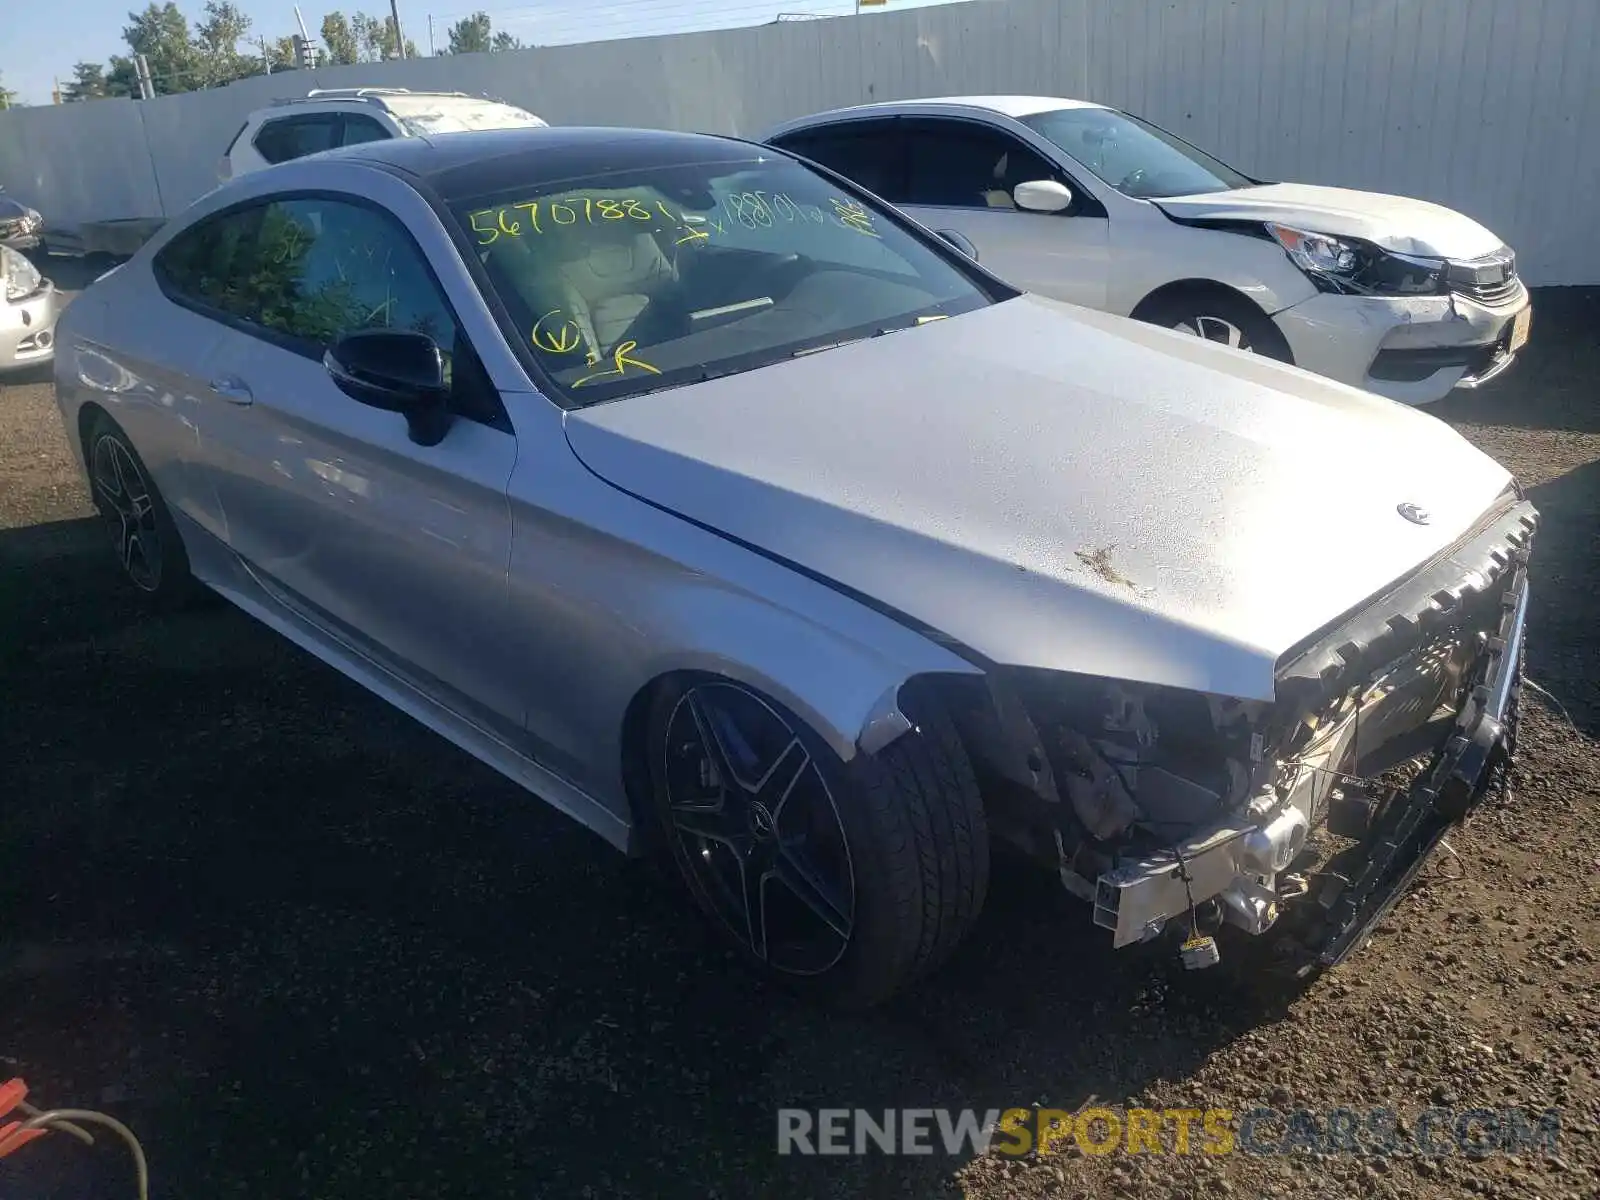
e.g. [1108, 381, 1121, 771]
[623, 361, 744, 398]
[791, 337, 866, 358]
[790, 321, 930, 359]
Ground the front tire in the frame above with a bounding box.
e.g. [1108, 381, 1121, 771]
[645, 676, 988, 1008]
[1136, 288, 1293, 362]
[84, 412, 198, 608]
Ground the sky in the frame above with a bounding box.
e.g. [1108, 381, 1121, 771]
[3, 0, 963, 106]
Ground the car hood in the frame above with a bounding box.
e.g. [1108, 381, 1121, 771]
[564, 295, 1513, 701]
[1154, 182, 1505, 259]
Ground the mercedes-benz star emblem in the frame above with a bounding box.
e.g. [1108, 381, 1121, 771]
[749, 801, 777, 840]
[1397, 502, 1431, 525]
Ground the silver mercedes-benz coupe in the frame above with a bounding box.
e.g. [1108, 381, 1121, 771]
[52, 127, 1537, 1007]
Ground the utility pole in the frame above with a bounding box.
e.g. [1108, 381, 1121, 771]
[259, 34, 272, 74]
[292, 6, 320, 69]
[134, 53, 155, 100]
[390, 0, 408, 58]
[428, 13, 435, 57]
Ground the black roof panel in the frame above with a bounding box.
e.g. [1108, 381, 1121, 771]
[336, 126, 781, 201]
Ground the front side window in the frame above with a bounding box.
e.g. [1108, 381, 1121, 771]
[243, 198, 460, 357]
[253, 115, 340, 165]
[452, 152, 994, 407]
[1019, 107, 1255, 199]
[339, 114, 392, 146]
[903, 122, 1061, 211]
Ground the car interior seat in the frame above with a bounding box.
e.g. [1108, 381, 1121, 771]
[485, 199, 679, 365]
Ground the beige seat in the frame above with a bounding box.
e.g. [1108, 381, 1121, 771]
[489, 210, 677, 362]
[553, 227, 677, 353]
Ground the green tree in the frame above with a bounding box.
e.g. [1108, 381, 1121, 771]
[192, 0, 256, 87]
[1, 70, 21, 109]
[447, 12, 491, 54]
[352, 11, 417, 60]
[266, 35, 299, 72]
[491, 31, 523, 51]
[122, 2, 199, 94]
[62, 62, 109, 101]
[320, 12, 360, 65]
[105, 55, 141, 98]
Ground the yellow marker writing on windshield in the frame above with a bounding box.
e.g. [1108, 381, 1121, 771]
[531, 309, 584, 355]
[830, 197, 879, 237]
[572, 341, 662, 388]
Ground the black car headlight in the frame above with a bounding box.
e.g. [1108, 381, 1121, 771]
[1267, 223, 1446, 297]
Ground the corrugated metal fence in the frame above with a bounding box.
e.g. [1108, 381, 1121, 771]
[1, 0, 1595, 283]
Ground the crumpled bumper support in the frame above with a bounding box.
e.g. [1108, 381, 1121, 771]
[1313, 558, 1529, 968]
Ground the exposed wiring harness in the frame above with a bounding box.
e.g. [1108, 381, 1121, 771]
[0, 1079, 149, 1200]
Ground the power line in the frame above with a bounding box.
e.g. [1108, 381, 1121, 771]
[75, 0, 936, 93]
[429, 0, 853, 19]
[426, 0, 873, 42]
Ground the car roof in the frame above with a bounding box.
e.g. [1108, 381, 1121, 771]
[778, 94, 1107, 125]
[329, 125, 776, 201]
[253, 88, 481, 111]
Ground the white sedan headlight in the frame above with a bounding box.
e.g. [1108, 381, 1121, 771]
[1267, 223, 1446, 296]
[1268, 223, 1359, 276]
[2, 244, 43, 301]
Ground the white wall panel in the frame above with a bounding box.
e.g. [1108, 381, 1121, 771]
[0, 0, 1593, 282]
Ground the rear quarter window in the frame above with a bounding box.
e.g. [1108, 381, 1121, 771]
[152, 206, 267, 319]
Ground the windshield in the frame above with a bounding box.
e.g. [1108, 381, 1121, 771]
[1020, 108, 1255, 199]
[453, 153, 992, 406]
[391, 98, 547, 136]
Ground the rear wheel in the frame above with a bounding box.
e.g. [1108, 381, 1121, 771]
[84, 412, 198, 608]
[1135, 288, 1293, 362]
[645, 676, 988, 1008]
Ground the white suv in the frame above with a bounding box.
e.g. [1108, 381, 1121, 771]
[219, 88, 547, 181]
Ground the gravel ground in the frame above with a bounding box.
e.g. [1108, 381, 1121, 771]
[1, 274, 1596, 1200]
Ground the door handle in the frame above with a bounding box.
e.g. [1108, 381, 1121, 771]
[208, 376, 254, 405]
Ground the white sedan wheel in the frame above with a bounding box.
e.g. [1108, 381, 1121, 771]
[1172, 314, 1254, 351]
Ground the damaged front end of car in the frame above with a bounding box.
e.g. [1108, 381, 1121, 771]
[930, 490, 1538, 972]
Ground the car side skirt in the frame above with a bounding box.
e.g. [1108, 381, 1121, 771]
[178, 511, 635, 854]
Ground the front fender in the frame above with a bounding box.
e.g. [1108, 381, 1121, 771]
[629, 587, 961, 766]
[503, 400, 983, 841]
[1110, 213, 1319, 319]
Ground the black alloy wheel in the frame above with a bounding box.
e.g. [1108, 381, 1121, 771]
[660, 681, 856, 976]
[645, 675, 990, 1008]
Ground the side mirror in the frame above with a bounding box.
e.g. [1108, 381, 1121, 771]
[935, 228, 980, 261]
[324, 329, 453, 446]
[1014, 179, 1074, 213]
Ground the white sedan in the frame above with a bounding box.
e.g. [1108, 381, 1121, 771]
[763, 96, 1532, 405]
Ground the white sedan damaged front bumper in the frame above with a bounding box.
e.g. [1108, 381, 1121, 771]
[0, 281, 61, 369]
[1272, 285, 1532, 406]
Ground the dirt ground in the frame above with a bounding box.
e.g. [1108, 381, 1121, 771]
[1, 271, 1596, 1200]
